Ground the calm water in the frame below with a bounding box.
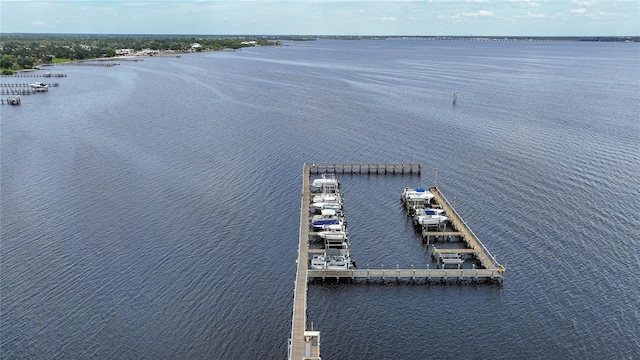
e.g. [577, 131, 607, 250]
[1, 40, 639, 359]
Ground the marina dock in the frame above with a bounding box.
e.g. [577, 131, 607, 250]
[309, 162, 420, 175]
[289, 163, 319, 360]
[288, 163, 504, 360]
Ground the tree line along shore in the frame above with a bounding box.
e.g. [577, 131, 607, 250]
[0, 34, 281, 74]
[2, 33, 636, 75]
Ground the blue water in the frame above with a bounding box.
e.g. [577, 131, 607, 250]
[1, 40, 639, 359]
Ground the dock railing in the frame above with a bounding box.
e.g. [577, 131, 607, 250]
[309, 162, 421, 175]
[436, 188, 502, 270]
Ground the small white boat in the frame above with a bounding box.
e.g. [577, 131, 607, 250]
[322, 223, 346, 231]
[29, 82, 49, 92]
[310, 255, 327, 269]
[414, 208, 447, 226]
[310, 202, 343, 214]
[310, 254, 355, 270]
[312, 193, 342, 204]
[317, 230, 348, 241]
[312, 218, 345, 230]
[311, 209, 339, 222]
[401, 187, 434, 206]
[311, 173, 339, 192]
[311, 209, 345, 230]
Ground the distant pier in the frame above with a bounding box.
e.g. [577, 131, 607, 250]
[0, 83, 59, 88]
[1, 97, 21, 106]
[0, 73, 66, 78]
[42, 62, 119, 67]
[289, 163, 505, 359]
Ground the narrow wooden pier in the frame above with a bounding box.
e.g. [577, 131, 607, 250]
[1, 97, 21, 106]
[0, 73, 66, 77]
[309, 162, 420, 175]
[308, 268, 503, 281]
[0, 83, 59, 88]
[428, 186, 502, 271]
[289, 163, 319, 360]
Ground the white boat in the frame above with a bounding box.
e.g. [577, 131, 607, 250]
[322, 223, 346, 231]
[311, 173, 339, 192]
[401, 187, 434, 206]
[309, 254, 355, 270]
[414, 208, 447, 226]
[29, 82, 49, 92]
[317, 230, 348, 241]
[312, 193, 342, 204]
[310, 202, 342, 212]
[312, 218, 345, 230]
[311, 209, 339, 222]
[311, 209, 345, 230]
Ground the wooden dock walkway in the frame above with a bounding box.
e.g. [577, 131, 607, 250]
[1, 97, 21, 106]
[0, 73, 66, 78]
[429, 186, 502, 271]
[289, 164, 319, 360]
[308, 268, 503, 281]
[309, 162, 420, 175]
[0, 83, 59, 88]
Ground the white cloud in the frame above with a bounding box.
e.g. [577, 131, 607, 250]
[524, 12, 545, 18]
[571, 0, 597, 6]
[466, 0, 490, 3]
[462, 10, 494, 17]
[32, 20, 44, 26]
[381, 16, 397, 22]
[437, 14, 461, 20]
[570, 8, 587, 14]
[510, 0, 540, 7]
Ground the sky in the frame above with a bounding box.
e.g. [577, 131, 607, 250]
[1, 0, 638, 37]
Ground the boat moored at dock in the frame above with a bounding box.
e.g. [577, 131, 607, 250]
[29, 82, 49, 91]
[310, 173, 340, 192]
[310, 254, 355, 270]
[413, 208, 448, 227]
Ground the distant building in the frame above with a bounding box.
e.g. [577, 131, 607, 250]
[136, 49, 160, 56]
[115, 49, 134, 55]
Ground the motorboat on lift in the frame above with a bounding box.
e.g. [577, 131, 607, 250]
[310, 202, 342, 214]
[311, 209, 345, 230]
[414, 208, 448, 226]
[316, 230, 348, 241]
[311, 173, 340, 192]
[29, 82, 49, 92]
[309, 254, 355, 270]
[312, 193, 342, 204]
[322, 223, 346, 231]
[401, 187, 434, 206]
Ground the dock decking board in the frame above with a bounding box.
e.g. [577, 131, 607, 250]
[289, 164, 313, 360]
[429, 186, 502, 272]
[308, 163, 421, 175]
[308, 268, 503, 281]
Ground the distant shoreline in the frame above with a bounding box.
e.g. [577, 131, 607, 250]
[283, 35, 639, 42]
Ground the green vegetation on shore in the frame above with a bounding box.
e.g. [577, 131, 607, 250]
[0, 34, 281, 73]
